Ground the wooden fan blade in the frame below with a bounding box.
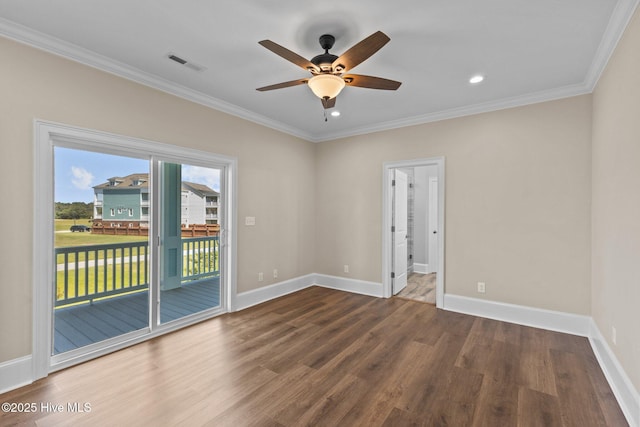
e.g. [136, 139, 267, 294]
[256, 78, 308, 92]
[321, 97, 336, 109]
[343, 74, 402, 90]
[259, 40, 320, 73]
[332, 31, 390, 73]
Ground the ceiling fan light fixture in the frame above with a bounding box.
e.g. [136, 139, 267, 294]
[256, 31, 400, 110]
[307, 74, 345, 100]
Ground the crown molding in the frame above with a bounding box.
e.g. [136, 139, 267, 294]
[303, 0, 639, 143]
[2, 0, 638, 144]
[584, 0, 640, 90]
[312, 83, 591, 142]
[0, 17, 315, 142]
[313, 0, 638, 145]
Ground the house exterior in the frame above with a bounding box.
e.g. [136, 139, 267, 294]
[92, 173, 218, 229]
[180, 181, 219, 226]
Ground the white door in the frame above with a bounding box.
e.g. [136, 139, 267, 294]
[393, 169, 408, 294]
[427, 177, 438, 274]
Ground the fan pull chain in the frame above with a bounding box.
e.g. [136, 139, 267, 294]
[324, 109, 328, 122]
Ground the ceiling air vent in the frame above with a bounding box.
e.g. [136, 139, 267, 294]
[168, 54, 187, 65]
[166, 52, 206, 72]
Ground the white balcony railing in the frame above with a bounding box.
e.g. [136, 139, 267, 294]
[55, 236, 219, 307]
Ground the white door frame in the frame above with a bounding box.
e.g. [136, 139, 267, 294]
[382, 157, 445, 307]
[33, 120, 237, 379]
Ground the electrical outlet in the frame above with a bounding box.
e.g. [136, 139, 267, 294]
[344, 264, 349, 273]
[258, 272, 263, 282]
[612, 326, 617, 345]
[477, 282, 486, 293]
[273, 269, 278, 279]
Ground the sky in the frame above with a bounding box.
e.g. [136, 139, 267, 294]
[54, 147, 220, 203]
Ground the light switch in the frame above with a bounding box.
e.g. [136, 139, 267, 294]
[245, 216, 256, 226]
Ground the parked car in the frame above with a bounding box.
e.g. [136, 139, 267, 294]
[70, 225, 91, 232]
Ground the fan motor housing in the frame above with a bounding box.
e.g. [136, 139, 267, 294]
[311, 34, 339, 71]
[311, 53, 338, 70]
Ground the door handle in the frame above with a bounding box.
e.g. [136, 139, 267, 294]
[433, 231, 437, 234]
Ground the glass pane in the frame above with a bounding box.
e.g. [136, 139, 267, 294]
[160, 162, 221, 323]
[53, 147, 150, 354]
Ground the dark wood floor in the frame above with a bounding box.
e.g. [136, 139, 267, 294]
[54, 278, 220, 354]
[1, 287, 627, 426]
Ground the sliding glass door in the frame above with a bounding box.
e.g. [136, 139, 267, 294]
[50, 146, 224, 361]
[159, 161, 221, 324]
[53, 147, 151, 354]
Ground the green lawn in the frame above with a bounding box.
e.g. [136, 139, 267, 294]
[56, 232, 148, 248]
[54, 218, 218, 306]
[55, 218, 93, 232]
[55, 219, 147, 248]
[56, 259, 218, 305]
[56, 250, 218, 305]
[56, 259, 148, 302]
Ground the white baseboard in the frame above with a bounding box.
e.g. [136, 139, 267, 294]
[443, 294, 591, 336]
[413, 263, 428, 274]
[313, 273, 384, 297]
[443, 293, 637, 427]
[0, 355, 32, 395]
[233, 273, 383, 312]
[589, 320, 640, 427]
[234, 274, 315, 311]
[3, 278, 636, 427]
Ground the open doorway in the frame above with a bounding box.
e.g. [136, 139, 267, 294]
[382, 158, 444, 307]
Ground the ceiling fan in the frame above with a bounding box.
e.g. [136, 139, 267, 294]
[256, 31, 401, 109]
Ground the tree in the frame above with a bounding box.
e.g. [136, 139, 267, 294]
[55, 202, 94, 220]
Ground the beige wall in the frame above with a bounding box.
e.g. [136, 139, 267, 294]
[316, 95, 592, 314]
[0, 37, 316, 362]
[2, 11, 637, 395]
[592, 6, 640, 392]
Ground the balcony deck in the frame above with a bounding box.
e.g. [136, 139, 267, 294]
[54, 278, 220, 354]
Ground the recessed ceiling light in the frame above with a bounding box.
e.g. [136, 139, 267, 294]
[331, 111, 341, 117]
[469, 75, 484, 84]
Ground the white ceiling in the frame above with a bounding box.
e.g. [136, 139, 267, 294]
[0, 0, 637, 142]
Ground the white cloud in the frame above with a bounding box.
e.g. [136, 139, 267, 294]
[71, 166, 94, 190]
[182, 165, 220, 191]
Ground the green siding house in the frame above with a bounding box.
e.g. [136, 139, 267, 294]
[93, 173, 217, 229]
